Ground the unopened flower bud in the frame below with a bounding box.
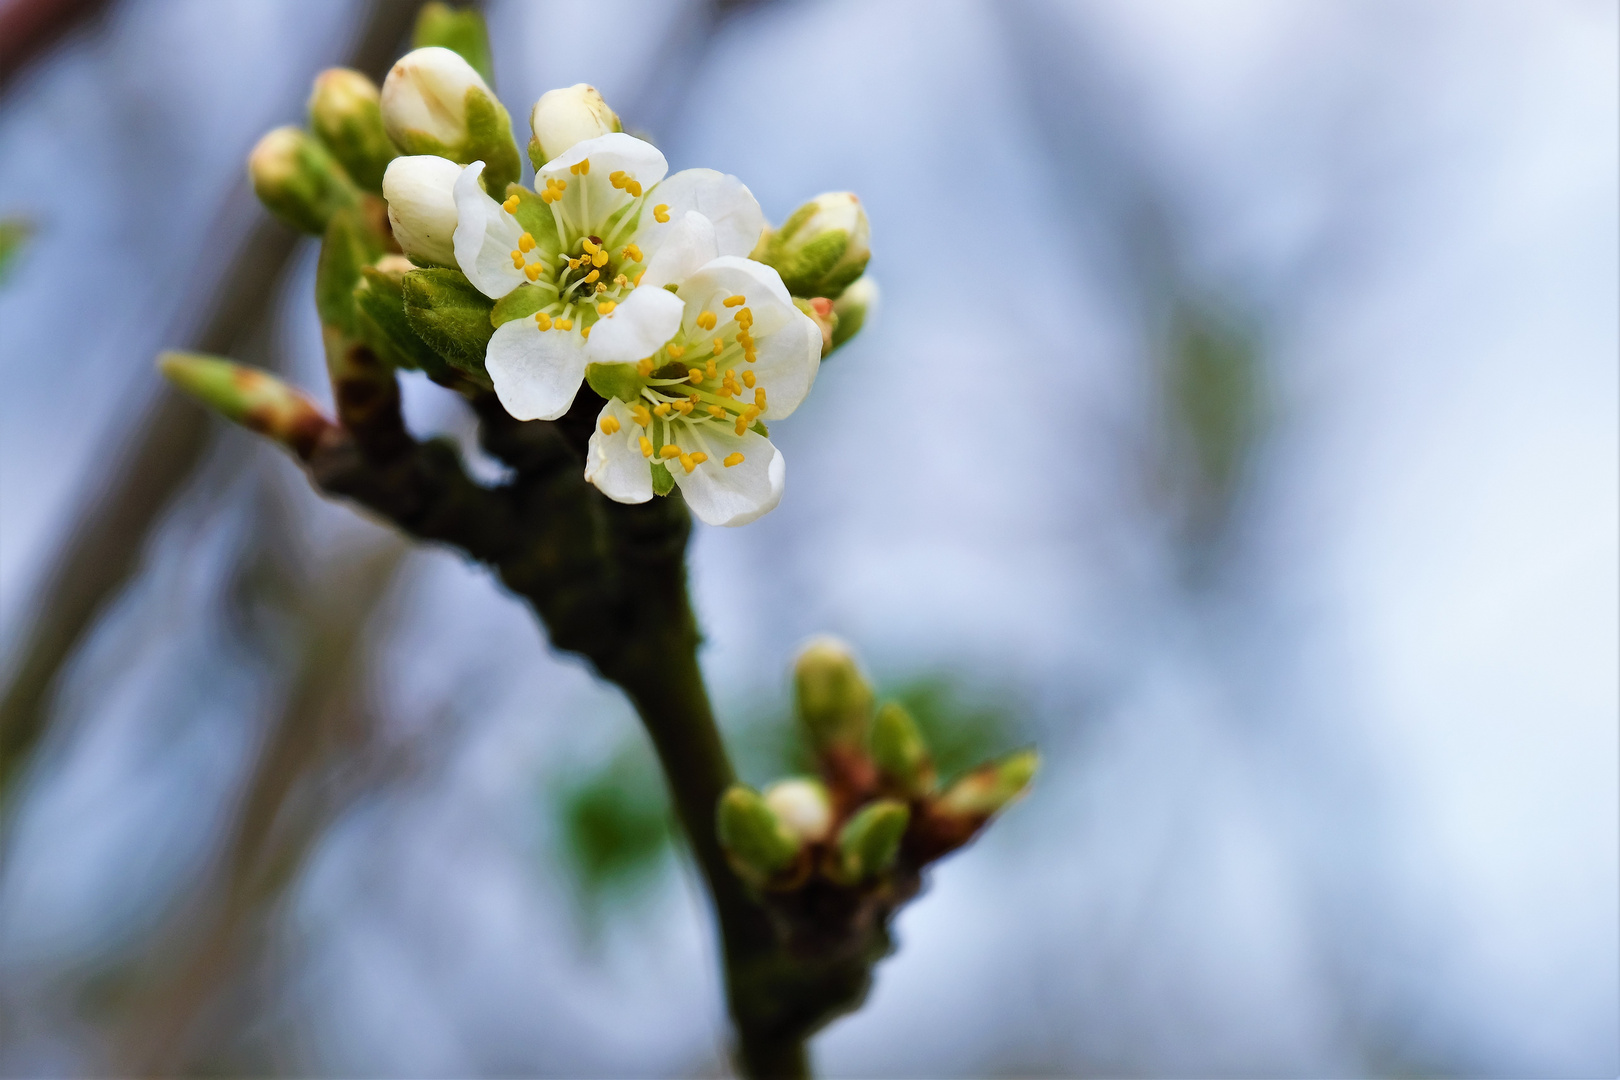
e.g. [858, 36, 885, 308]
[830, 276, 878, 351]
[381, 154, 460, 266]
[794, 635, 873, 755]
[835, 799, 909, 882]
[936, 749, 1039, 819]
[248, 126, 358, 235]
[309, 68, 396, 192]
[381, 46, 519, 194]
[754, 192, 871, 300]
[871, 702, 935, 796]
[529, 83, 621, 169]
[763, 778, 833, 844]
[717, 785, 802, 884]
[158, 352, 331, 458]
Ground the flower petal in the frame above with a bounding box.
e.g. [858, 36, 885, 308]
[647, 168, 765, 257]
[539, 132, 667, 234]
[674, 426, 784, 527]
[678, 256, 819, 417]
[453, 161, 528, 299]
[585, 399, 654, 504]
[586, 285, 685, 364]
[639, 211, 718, 290]
[485, 317, 589, 421]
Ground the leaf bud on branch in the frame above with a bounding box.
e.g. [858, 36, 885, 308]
[753, 192, 871, 300]
[308, 68, 397, 192]
[248, 126, 359, 235]
[381, 46, 520, 196]
[158, 352, 332, 457]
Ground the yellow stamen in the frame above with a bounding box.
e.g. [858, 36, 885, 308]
[510, 251, 525, 269]
[625, 180, 643, 197]
[707, 404, 726, 418]
[639, 437, 653, 458]
[581, 326, 591, 340]
[592, 250, 610, 268]
[636, 358, 654, 376]
[633, 270, 645, 286]
[653, 203, 670, 223]
[594, 282, 606, 293]
[622, 244, 643, 262]
[630, 404, 651, 426]
[597, 299, 616, 315]
[688, 368, 704, 384]
[535, 312, 552, 330]
[600, 415, 621, 434]
[524, 263, 543, 281]
[608, 170, 625, 187]
[581, 238, 598, 254]
[584, 269, 599, 284]
[678, 399, 695, 415]
[724, 452, 745, 468]
[654, 402, 672, 417]
[697, 310, 717, 330]
[660, 444, 682, 460]
[556, 318, 573, 330]
[518, 232, 536, 252]
[754, 388, 767, 408]
[568, 257, 582, 270]
[570, 158, 590, 175]
[734, 417, 748, 435]
[735, 308, 753, 328]
[706, 358, 718, 378]
[502, 194, 521, 213]
[723, 295, 746, 307]
[614, 273, 629, 287]
[742, 370, 756, 388]
[712, 339, 723, 357]
[667, 343, 685, 359]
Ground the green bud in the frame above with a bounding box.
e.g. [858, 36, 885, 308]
[411, 1, 494, 85]
[248, 126, 358, 235]
[793, 635, 873, 755]
[762, 778, 834, 844]
[936, 749, 1039, 819]
[380, 46, 520, 197]
[753, 192, 871, 300]
[529, 83, 622, 169]
[835, 799, 910, 882]
[0, 216, 32, 284]
[158, 352, 330, 457]
[401, 267, 494, 382]
[792, 297, 837, 358]
[308, 68, 396, 192]
[870, 702, 935, 796]
[830, 276, 878, 351]
[354, 256, 451, 379]
[716, 785, 802, 884]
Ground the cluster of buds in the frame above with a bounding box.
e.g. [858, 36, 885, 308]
[717, 638, 1037, 901]
[234, 1, 878, 529]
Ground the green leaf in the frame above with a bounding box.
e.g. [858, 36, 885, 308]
[402, 267, 494, 377]
[490, 283, 549, 327]
[315, 208, 383, 334]
[650, 462, 674, 496]
[412, 2, 494, 85]
[463, 87, 521, 196]
[354, 266, 451, 379]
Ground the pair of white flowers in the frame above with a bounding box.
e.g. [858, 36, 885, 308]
[377, 49, 825, 527]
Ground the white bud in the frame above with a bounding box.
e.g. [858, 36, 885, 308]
[756, 192, 871, 299]
[763, 778, 834, 844]
[529, 83, 621, 166]
[381, 155, 460, 266]
[381, 46, 493, 150]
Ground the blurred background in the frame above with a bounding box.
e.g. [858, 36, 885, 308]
[0, 0, 1615, 1075]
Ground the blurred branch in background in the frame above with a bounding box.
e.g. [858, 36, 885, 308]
[0, 0, 112, 94]
[0, 0, 427, 819]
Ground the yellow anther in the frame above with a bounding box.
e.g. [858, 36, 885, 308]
[592, 250, 610, 267]
[666, 343, 685, 359]
[541, 190, 556, 204]
[535, 312, 552, 330]
[623, 244, 643, 262]
[524, 263, 543, 281]
[723, 295, 746, 307]
[734, 417, 748, 435]
[502, 194, 521, 213]
[735, 307, 753, 328]
[570, 158, 590, 175]
[630, 404, 651, 426]
[510, 251, 525, 269]
[674, 452, 692, 473]
[581, 237, 599, 254]
[678, 399, 695, 415]
[737, 329, 754, 347]
[584, 269, 600, 284]
[555, 179, 568, 191]
[600, 414, 621, 435]
[688, 368, 704, 384]
[633, 270, 645, 286]
[608, 170, 625, 187]
[614, 273, 629, 287]
[697, 311, 718, 330]
[712, 339, 723, 357]
[706, 358, 718, 378]
[581, 325, 591, 340]
[742, 404, 760, 421]
[568, 257, 581, 270]
[654, 402, 672, 417]
[639, 437, 653, 458]
[707, 404, 726, 418]
[636, 358, 654, 377]
[597, 299, 616, 315]
[724, 368, 735, 379]
[742, 370, 756, 388]
[660, 444, 682, 460]
[594, 282, 606, 293]
[754, 388, 767, 408]
[744, 347, 757, 363]
[518, 232, 536, 252]
[653, 203, 670, 223]
[724, 452, 745, 468]
[556, 318, 573, 330]
[625, 179, 643, 197]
